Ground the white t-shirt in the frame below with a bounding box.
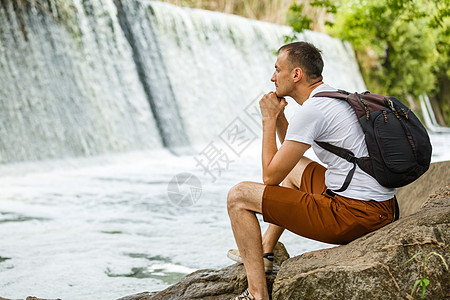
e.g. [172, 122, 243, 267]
[285, 83, 396, 201]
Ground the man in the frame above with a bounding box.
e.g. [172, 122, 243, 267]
[227, 42, 397, 300]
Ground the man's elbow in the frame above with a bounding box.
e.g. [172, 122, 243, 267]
[263, 175, 281, 186]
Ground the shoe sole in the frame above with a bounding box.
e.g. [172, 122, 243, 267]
[227, 251, 273, 273]
[227, 251, 243, 263]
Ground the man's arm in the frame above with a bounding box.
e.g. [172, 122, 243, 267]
[262, 139, 310, 186]
[276, 112, 288, 144]
[260, 92, 310, 186]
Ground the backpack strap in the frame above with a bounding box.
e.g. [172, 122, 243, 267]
[313, 90, 359, 192]
[314, 90, 350, 100]
[315, 141, 357, 192]
[394, 196, 400, 221]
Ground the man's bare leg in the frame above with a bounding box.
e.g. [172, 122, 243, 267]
[261, 157, 313, 254]
[227, 157, 313, 299]
[227, 181, 268, 300]
[261, 224, 284, 254]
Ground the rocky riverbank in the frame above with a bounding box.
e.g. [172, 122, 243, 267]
[121, 161, 450, 300]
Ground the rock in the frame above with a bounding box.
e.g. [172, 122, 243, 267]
[271, 242, 290, 266]
[421, 186, 450, 210]
[272, 186, 450, 300]
[147, 264, 250, 300]
[127, 242, 289, 300]
[396, 160, 450, 217]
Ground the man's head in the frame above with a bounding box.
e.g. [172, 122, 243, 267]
[271, 42, 324, 98]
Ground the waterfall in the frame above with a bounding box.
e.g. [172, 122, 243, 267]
[0, 0, 162, 163]
[0, 0, 366, 164]
[114, 0, 190, 149]
[131, 1, 366, 146]
[419, 95, 450, 133]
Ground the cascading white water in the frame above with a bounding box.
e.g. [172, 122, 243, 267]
[114, 0, 191, 149]
[0, 0, 366, 163]
[0, 0, 162, 163]
[134, 1, 366, 146]
[419, 94, 450, 133]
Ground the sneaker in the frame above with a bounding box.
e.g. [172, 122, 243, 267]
[233, 289, 254, 300]
[227, 249, 274, 273]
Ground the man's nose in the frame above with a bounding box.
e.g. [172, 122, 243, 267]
[270, 73, 276, 82]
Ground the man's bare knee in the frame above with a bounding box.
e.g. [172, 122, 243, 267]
[227, 181, 264, 214]
[227, 181, 251, 212]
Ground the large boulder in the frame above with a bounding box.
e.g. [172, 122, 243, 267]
[272, 186, 450, 299]
[396, 160, 450, 216]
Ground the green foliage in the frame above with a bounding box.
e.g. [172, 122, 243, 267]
[331, 0, 443, 97]
[309, 0, 337, 14]
[283, 0, 337, 44]
[286, 0, 450, 124]
[287, 3, 312, 33]
[286, 0, 336, 33]
[405, 251, 449, 299]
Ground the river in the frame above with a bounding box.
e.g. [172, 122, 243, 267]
[0, 132, 448, 299]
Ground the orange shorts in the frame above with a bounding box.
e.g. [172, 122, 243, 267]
[262, 162, 396, 244]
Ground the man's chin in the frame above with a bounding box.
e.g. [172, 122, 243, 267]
[275, 90, 284, 98]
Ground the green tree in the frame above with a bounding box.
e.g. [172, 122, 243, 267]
[287, 0, 450, 124]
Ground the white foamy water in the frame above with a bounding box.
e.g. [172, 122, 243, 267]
[0, 132, 449, 300]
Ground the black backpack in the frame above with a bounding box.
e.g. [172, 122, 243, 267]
[313, 90, 432, 192]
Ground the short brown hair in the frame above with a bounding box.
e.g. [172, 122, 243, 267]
[278, 42, 323, 82]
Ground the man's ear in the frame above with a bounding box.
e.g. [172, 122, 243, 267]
[292, 67, 303, 82]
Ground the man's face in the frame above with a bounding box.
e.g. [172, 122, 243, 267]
[270, 51, 294, 97]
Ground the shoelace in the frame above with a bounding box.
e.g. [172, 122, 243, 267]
[235, 289, 254, 300]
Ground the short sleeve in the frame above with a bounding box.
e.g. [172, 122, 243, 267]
[284, 102, 325, 145]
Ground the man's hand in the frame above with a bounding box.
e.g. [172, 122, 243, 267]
[259, 92, 287, 120]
